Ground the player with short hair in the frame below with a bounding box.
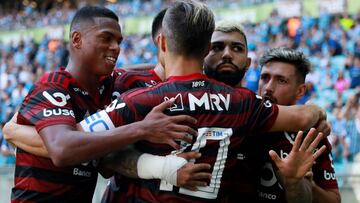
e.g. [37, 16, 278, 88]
[9, 6, 198, 202]
[255, 47, 340, 203]
[204, 20, 250, 88]
[80, 1, 328, 202]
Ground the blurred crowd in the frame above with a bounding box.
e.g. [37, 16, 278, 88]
[0, 0, 275, 31]
[1, 1, 360, 166]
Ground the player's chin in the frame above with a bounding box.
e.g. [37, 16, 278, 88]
[102, 62, 116, 75]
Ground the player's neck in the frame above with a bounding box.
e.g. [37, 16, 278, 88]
[153, 63, 165, 81]
[164, 54, 203, 78]
[66, 59, 101, 96]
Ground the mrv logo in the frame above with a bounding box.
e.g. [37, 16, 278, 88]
[189, 93, 230, 111]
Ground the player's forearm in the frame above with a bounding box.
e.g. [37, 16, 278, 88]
[40, 122, 146, 167]
[12, 140, 49, 157]
[100, 147, 142, 178]
[3, 121, 49, 157]
[271, 104, 325, 132]
[284, 178, 313, 203]
[299, 104, 326, 130]
[312, 184, 341, 203]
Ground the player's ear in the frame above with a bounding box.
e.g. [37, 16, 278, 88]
[296, 83, 307, 100]
[71, 31, 82, 49]
[159, 33, 166, 53]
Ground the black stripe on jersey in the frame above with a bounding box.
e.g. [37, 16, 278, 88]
[53, 72, 60, 83]
[59, 74, 65, 85]
[12, 188, 57, 203]
[47, 72, 54, 83]
[15, 165, 96, 184]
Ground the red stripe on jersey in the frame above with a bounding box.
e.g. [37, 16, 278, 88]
[14, 177, 70, 195]
[16, 151, 61, 171]
[11, 199, 36, 203]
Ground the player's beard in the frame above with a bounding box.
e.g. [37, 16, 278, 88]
[204, 63, 246, 87]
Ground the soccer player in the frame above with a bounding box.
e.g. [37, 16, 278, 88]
[255, 48, 340, 203]
[79, 1, 328, 202]
[9, 6, 199, 202]
[203, 22, 339, 203]
[4, 6, 210, 197]
[100, 8, 167, 203]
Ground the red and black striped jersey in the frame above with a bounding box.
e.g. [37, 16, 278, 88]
[102, 69, 162, 203]
[93, 73, 279, 202]
[255, 132, 338, 203]
[12, 68, 118, 203]
[112, 69, 161, 99]
[221, 135, 263, 203]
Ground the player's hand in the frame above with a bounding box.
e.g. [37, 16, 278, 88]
[142, 99, 198, 149]
[269, 128, 326, 187]
[176, 151, 212, 191]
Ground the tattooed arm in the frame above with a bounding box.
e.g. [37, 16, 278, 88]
[99, 147, 141, 178]
[99, 148, 212, 190]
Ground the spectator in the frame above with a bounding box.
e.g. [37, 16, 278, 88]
[334, 71, 349, 94]
[350, 54, 360, 88]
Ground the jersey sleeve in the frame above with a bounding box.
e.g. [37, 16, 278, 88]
[18, 83, 76, 132]
[79, 96, 136, 132]
[246, 93, 279, 133]
[312, 139, 339, 189]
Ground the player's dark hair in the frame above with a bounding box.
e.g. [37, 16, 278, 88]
[151, 8, 167, 44]
[70, 6, 119, 32]
[162, 0, 215, 58]
[260, 47, 310, 84]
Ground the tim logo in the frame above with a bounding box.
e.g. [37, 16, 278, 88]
[202, 128, 231, 140]
[165, 93, 184, 111]
[43, 91, 70, 107]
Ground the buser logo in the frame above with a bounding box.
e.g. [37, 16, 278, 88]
[43, 91, 70, 107]
[43, 108, 75, 117]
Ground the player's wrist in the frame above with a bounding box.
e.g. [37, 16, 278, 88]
[137, 153, 187, 185]
[130, 121, 149, 141]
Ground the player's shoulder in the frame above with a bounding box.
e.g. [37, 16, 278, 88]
[117, 69, 155, 80]
[37, 68, 73, 89]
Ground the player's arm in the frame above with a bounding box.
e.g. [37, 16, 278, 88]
[99, 148, 211, 190]
[269, 128, 327, 203]
[41, 99, 197, 167]
[3, 113, 49, 157]
[312, 186, 340, 203]
[270, 104, 326, 132]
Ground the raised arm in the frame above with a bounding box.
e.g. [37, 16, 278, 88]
[3, 113, 49, 157]
[312, 185, 341, 203]
[270, 104, 326, 132]
[269, 128, 327, 203]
